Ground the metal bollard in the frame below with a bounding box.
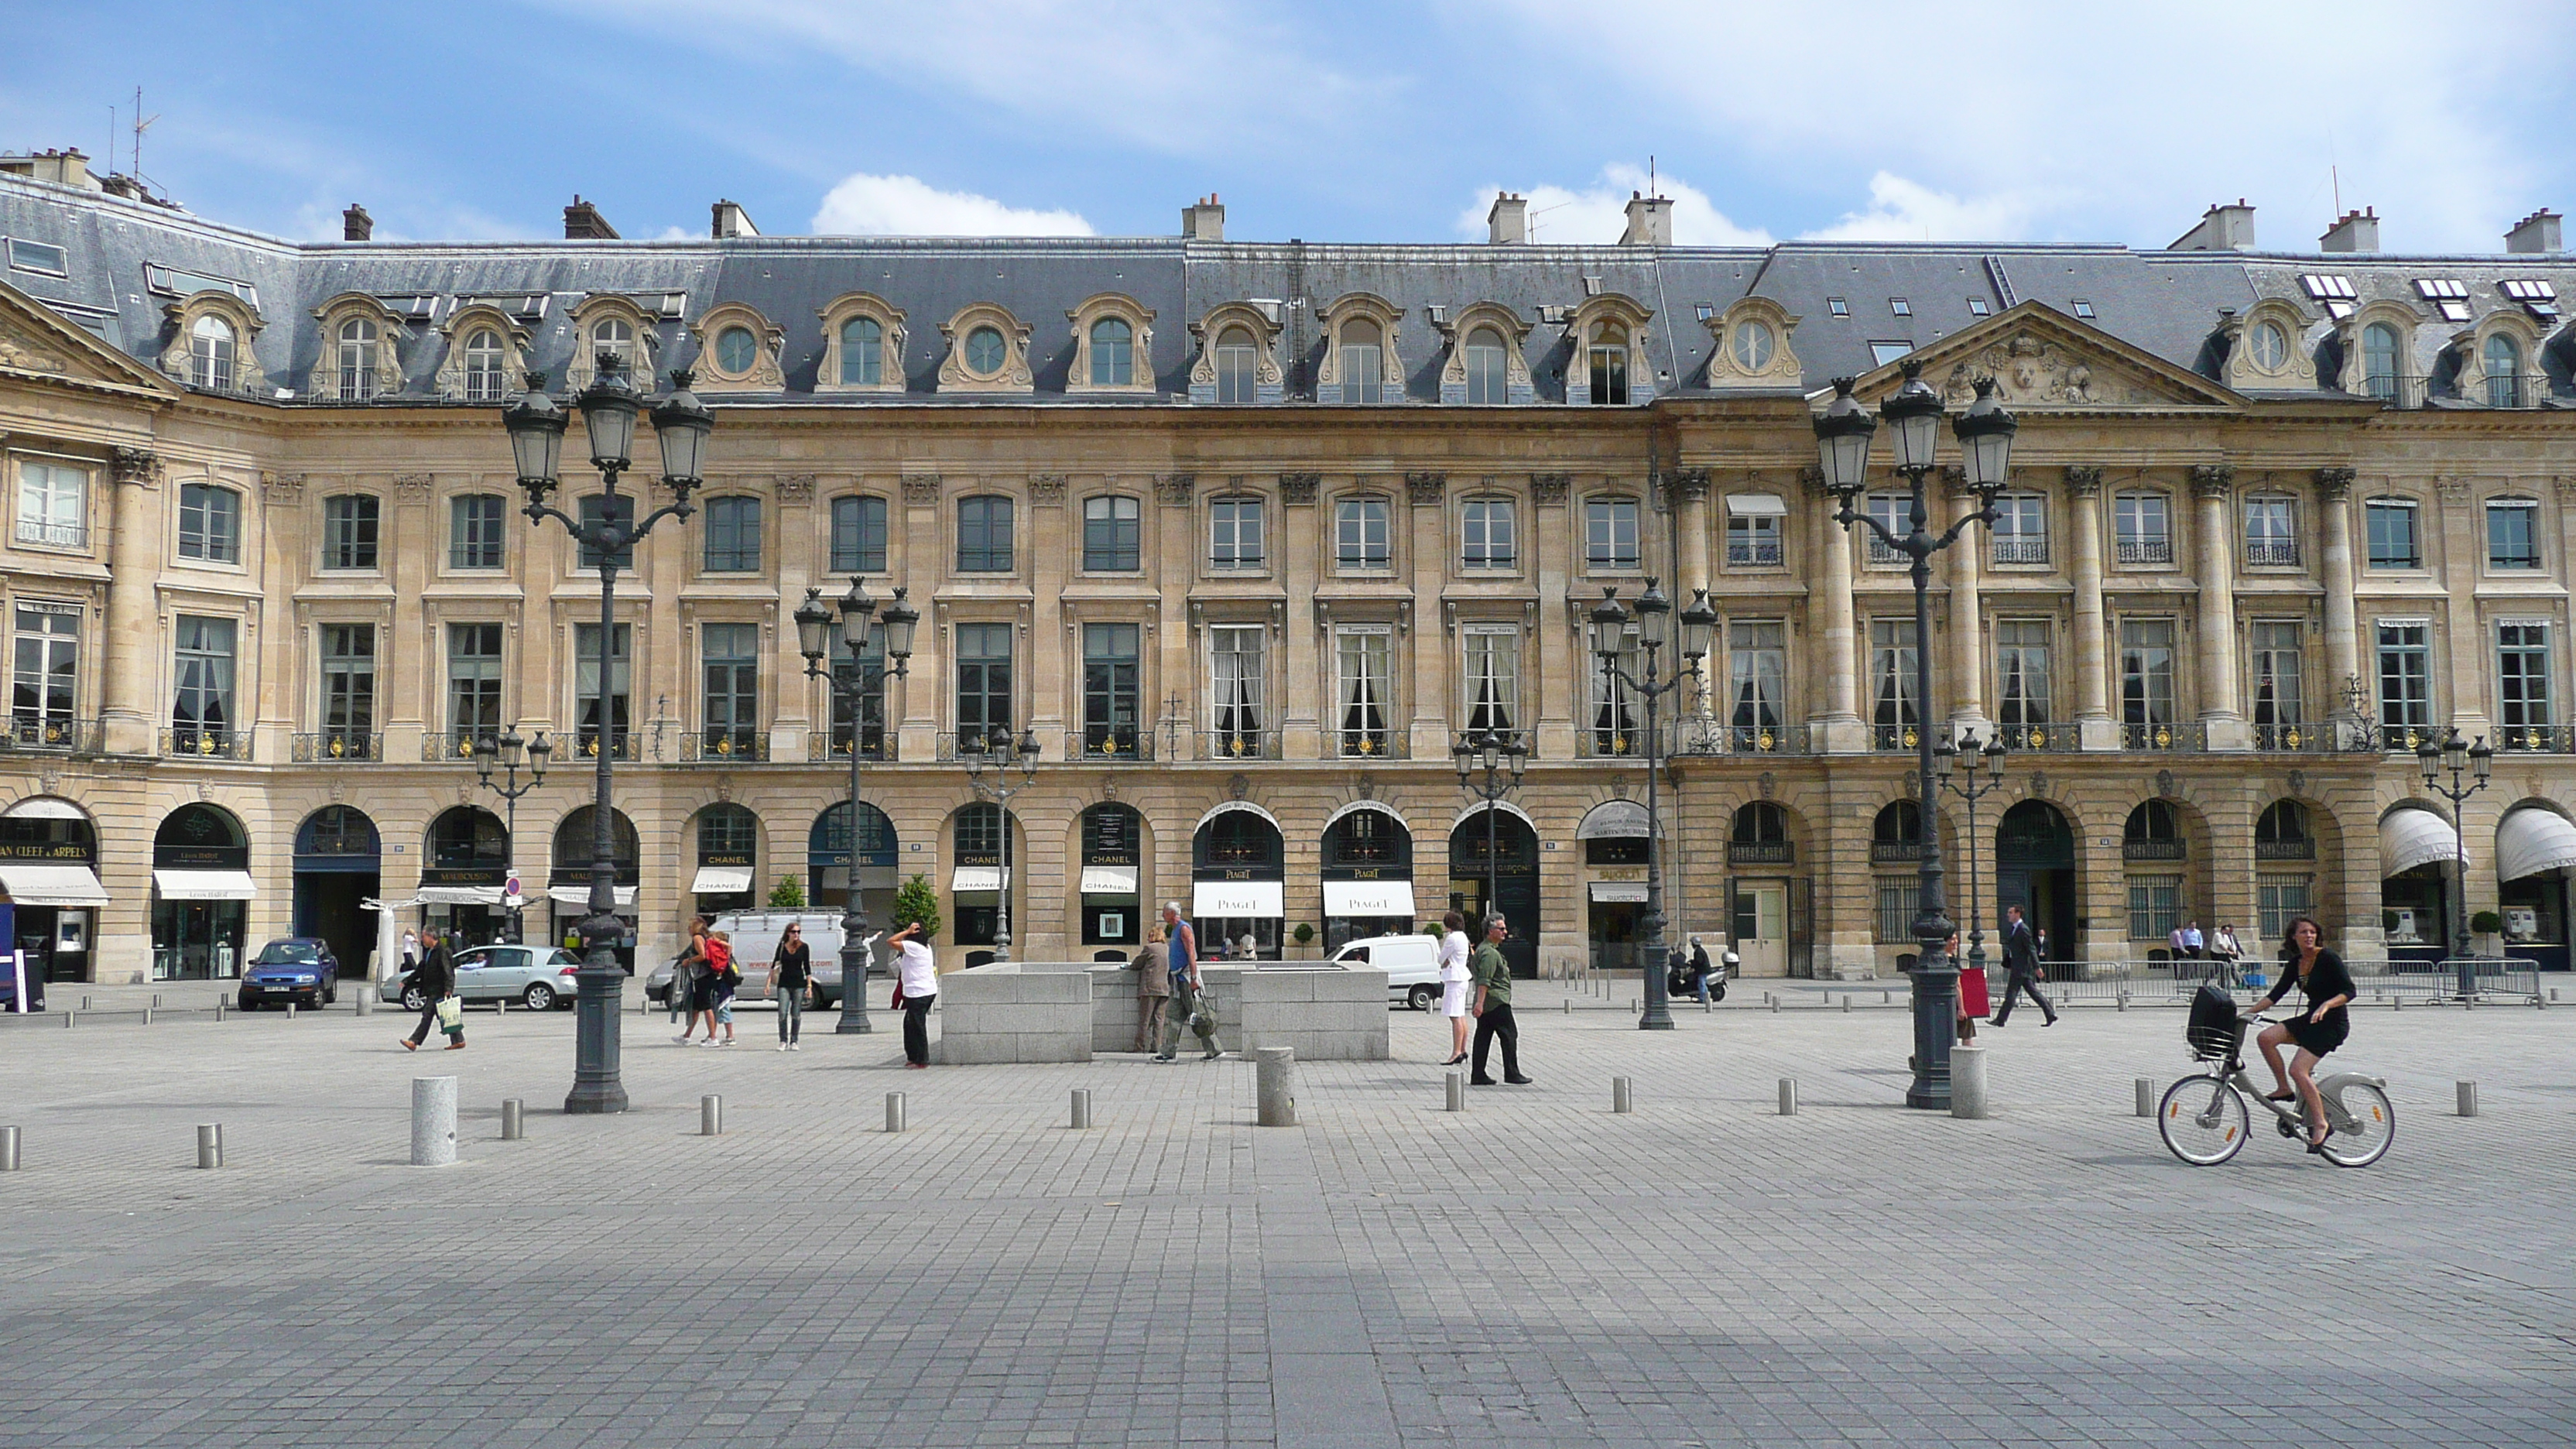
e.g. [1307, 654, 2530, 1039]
[355, 984, 372, 1016]
[1445, 1071, 1466, 1112]
[1841, 995, 1852, 1013]
[0, 1125, 19, 1172]
[214, 997, 226, 1021]
[410, 1076, 458, 1166]
[701, 1094, 724, 1136]
[1255, 1046, 1296, 1127]
[1561, 999, 1571, 1014]
[1069, 1088, 1092, 1130]
[63, 1010, 74, 1029]
[153, 993, 163, 1009]
[1950, 1045, 1989, 1120]
[196, 1123, 223, 1169]
[1612, 1077, 1632, 1114]
[143, 1007, 153, 1026]
[2135, 1078, 2155, 1117]
[496, 997, 506, 1015]
[2457, 1081, 2479, 1118]
[1882, 990, 1892, 1005]
[1777, 1078, 1797, 1116]
[2117, 994, 2129, 1012]
[80, 994, 91, 1011]
[885, 1091, 907, 1133]
[1770, 995, 1780, 1014]
[502, 1098, 525, 1140]
[285, 1002, 296, 1021]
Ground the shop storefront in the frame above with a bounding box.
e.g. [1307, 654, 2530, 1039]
[0, 796, 107, 982]
[1192, 802, 1283, 961]
[152, 803, 254, 980]
[291, 805, 379, 977]
[952, 802, 1014, 964]
[690, 803, 758, 917]
[550, 805, 639, 969]
[1448, 805, 1540, 977]
[2496, 806, 2576, 972]
[2379, 806, 2457, 966]
[1077, 803, 1142, 957]
[420, 806, 509, 945]
[1321, 804, 1415, 950]
[808, 800, 897, 929]
[1578, 800, 1652, 974]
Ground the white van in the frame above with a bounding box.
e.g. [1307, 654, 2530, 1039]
[1329, 933, 1446, 1010]
[644, 910, 855, 1007]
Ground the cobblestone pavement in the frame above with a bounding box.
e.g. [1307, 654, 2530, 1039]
[2, 985, 2571, 1447]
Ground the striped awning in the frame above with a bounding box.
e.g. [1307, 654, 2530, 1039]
[2379, 807, 2458, 876]
[2497, 808, 2576, 883]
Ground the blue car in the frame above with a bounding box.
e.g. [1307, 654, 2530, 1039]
[238, 937, 341, 1010]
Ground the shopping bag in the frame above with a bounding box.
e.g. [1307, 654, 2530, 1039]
[433, 995, 464, 1034]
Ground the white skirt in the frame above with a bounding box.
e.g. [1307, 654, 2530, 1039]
[1440, 981, 1469, 1017]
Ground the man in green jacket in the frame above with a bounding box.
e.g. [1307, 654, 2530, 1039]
[1469, 916, 1530, 1085]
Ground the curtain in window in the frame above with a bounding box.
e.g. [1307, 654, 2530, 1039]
[173, 616, 236, 745]
[1464, 630, 1517, 735]
[1337, 630, 1389, 755]
[1591, 649, 1638, 755]
[1870, 619, 1917, 745]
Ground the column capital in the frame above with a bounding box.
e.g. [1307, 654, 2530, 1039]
[2189, 464, 2235, 500]
[1279, 471, 1321, 505]
[1155, 472, 1197, 505]
[1662, 467, 1711, 504]
[1798, 464, 1830, 498]
[1403, 471, 1446, 506]
[2062, 464, 2104, 496]
[2311, 465, 2357, 500]
[899, 473, 943, 505]
[111, 446, 161, 488]
[1529, 472, 1572, 506]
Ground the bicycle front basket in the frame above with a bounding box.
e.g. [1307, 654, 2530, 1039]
[2186, 983, 2241, 1060]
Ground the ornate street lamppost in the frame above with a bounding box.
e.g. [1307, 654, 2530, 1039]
[795, 580, 919, 1033]
[963, 726, 1043, 962]
[1934, 729, 2009, 1009]
[2415, 726, 2493, 998]
[1583, 581, 1719, 1029]
[1451, 728, 1529, 938]
[471, 727, 552, 944]
[1813, 363, 2016, 1108]
[502, 358, 711, 1114]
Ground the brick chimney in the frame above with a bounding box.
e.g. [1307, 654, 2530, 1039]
[563, 195, 620, 240]
[341, 204, 373, 242]
[710, 199, 759, 238]
[1619, 191, 1672, 246]
[1181, 194, 1225, 242]
[2168, 199, 2256, 252]
[2506, 208, 2562, 255]
[0, 147, 96, 190]
[2320, 207, 2379, 253]
[1487, 192, 1528, 245]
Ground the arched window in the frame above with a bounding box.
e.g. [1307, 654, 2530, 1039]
[2256, 800, 2314, 859]
[1871, 800, 1922, 862]
[553, 805, 639, 885]
[957, 495, 1014, 573]
[591, 318, 635, 373]
[2247, 320, 2288, 371]
[1322, 808, 1410, 869]
[1341, 320, 1383, 404]
[1214, 326, 1259, 404]
[1588, 323, 1629, 405]
[2123, 800, 2184, 858]
[428, 806, 508, 874]
[839, 316, 883, 385]
[954, 801, 1009, 863]
[2360, 321, 2400, 399]
[462, 329, 505, 402]
[189, 314, 235, 390]
[1732, 801, 1788, 844]
[295, 805, 379, 860]
[1732, 319, 1774, 372]
[337, 317, 378, 399]
[1090, 317, 1134, 385]
[1200, 810, 1280, 868]
[2484, 334, 2522, 408]
[1463, 327, 1506, 404]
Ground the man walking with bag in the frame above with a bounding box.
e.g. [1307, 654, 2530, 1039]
[399, 929, 464, 1051]
[1991, 903, 2057, 1027]
[1469, 916, 1530, 1085]
[1153, 903, 1222, 1062]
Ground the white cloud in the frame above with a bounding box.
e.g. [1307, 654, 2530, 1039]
[810, 174, 1094, 237]
[1799, 173, 2033, 243]
[1456, 164, 1771, 246]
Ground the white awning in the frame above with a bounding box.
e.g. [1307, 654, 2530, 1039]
[412, 886, 505, 907]
[1079, 865, 1139, 895]
[1725, 492, 1789, 517]
[153, 868, 257, 901]
[1193, 880, 1284, 918]
[1577, 799, 1651, 839]
[690, 866, 754, 896]
[0, 862, 108, 907]
[952, 866, 1004, 894]
[2, 797, 86, 821]
[2379, 807, 2459, 877]
[1324, 880, 1416, 918]
[1588, 881, 1649, 903]
[548, 884, 638, 907]
[2498, 808, 2576, 882]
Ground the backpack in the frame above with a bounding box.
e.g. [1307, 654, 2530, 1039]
[704, 937, 736, 981]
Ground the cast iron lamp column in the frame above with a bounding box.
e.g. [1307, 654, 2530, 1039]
[964, 727, 1043, 961]
[502, 358, 711, 1115]
[1813, 364, 2017, 1108]
[1934, 730, 2009, 1007]
[471, 728, 553, 944]
[2415, 727, 2493, 998]
[1584, 582, 1719, 1029]
[1451, 728, 1530, 938]
[795, 580, 920, 1033]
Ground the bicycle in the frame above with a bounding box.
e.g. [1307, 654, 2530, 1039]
[2156, 988, 2395, 1169]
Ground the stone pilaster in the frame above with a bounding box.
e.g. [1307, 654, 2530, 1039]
[2064, 466, 2115, 749]
[2191, 464, 2247, 748]
[100, 448, 164, 754]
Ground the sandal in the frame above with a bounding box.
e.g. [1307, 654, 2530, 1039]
[2266, 1090, 2297, 1102]
[2305, 1126, 2334, 1154]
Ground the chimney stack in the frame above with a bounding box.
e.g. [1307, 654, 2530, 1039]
[1619, 191, 1672, 247]
[2168, 199, 2256, 252]
[2320, 207, 2379, 254]
[341, 204, 373, 242]
[710, 199, 759, 239]
[0, 147, 97, 190]
[563, 195, 620, 240]
[2506, 208, 2562, 255]
[1182, 194, 1225, 242]
[1487, 192, 1528, 245]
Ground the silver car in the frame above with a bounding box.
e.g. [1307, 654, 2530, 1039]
[450, 944, 584, 1010]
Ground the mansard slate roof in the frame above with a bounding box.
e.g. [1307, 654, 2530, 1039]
[4, 173, 2571, 408]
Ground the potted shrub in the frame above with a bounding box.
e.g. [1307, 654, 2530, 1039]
[2470, 909, 2504, 957]
[767, 873, 806, 909]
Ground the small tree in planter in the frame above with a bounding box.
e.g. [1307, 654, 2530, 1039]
[1291, 922, 1315, 946]
[767, 873, 807, 909]
[889, 872, 941, 941]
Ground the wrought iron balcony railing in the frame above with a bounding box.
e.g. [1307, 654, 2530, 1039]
[1989, 537, 2048, 566]
[1869, 840, 1922, 864]
[2252, 721, 2329, 752]
[1068, 728, 1152, 762]
[1675, 719, 1812, 756]
[2120, 720, 2204, 752]
[2255, 838, 2318, 861]
[1198, 728, 1279, 762]
[2121, 838, 2188, 862]
[1870, 721, 1924, 752]
[2493, 724, 2575, 754]
[2114, 538, 2174, 566]
[425, 731, 495, 762]
[680, 728, 766, 762]
[567, 731, 636, 762]
[1726, 841, 1795, 865]
[1992, 721, 2078, 752]
[163, 726, 252, 760]
[2244, 540, 2301, 567]
[808, 729, 893, 762]
[291, 731, 382, 762]
[1330, 725, 1406, 760]
[1726, 540, 1783, 567]
[3, 717, 100, 752]
[13, 519, 87, 550]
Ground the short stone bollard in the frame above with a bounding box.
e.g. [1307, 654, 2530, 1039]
[0, 1125, 20, 1172]
[80, 994, 91, 1011]
[701, 1094, 724, 1136]
[1881, 990, 1892, 1005]
[196, 1123, 223, 1170]
[214, 997, 226, 1021]
[1069, 1088, 1092, 1130]
[355, 985, 372, 1017]
[501, 1098, 525, 1141]
[1255, 1046, 1297, 1127]
[410, 1076, 458, 1166]
[152, 993, 162, 1009]
[1777, 1078, 1797, 1116]
[1769, 995, 1780, 1014]
[1561, 998, 1571, 1014]
[1841, 995, 1852, 1014]
[142, 1007, 153, 1026]
[1445, 1071, 1466, 1112]
[1950, 1045, 1989, 1120]
[2135, 1077, 2156, 1117]
[884, 1091, 907, 1133]
[2457, 1081, 2479, 1118]
[62, 1010, 74, 1029]
[1612, 1076, 1633, 1114]
[285, 1002, 296, 1022]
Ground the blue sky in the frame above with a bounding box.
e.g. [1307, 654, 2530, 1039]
[8, 1, 2574, 255]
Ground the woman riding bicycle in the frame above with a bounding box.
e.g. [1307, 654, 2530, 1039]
[2252, 916, 2358, 1153]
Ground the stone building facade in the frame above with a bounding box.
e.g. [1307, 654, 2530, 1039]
[2, 173, 2572, 986]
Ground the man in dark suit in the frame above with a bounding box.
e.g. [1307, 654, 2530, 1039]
[1991, 903, 2057, 1027]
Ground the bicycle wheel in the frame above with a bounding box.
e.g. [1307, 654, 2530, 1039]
[2158, 1074, 2249, 1166]
[2317, 1081, 2396, 1168]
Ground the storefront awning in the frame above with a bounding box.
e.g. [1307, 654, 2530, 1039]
[548, 884, 638, 908]
[0, 862, 108, 907]
[1588, 881, 1649, 903]
[2, 797, 87, 821]
[153, 868, 257, 901]
[1080, 865, 1139, 896]
[1577, 800, 1651, 839]
[952, 866, 1004, 894]
[2497, 808, 2576, 883]
[1725, 492, 1789, 517]
[1324, 880, 1416, 918]
[410, 886, 506, 908]
[2379, 807, 2459, 877]
[690, 866, 754, 896]
[1193, 880, 1284, 918]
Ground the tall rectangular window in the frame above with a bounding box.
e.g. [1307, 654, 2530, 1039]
[1081, 622, 1142, 757]
[449, 494, 505, 569]
[2498, 622, 2553, 738]
[2249, 621, 2304, 747]
[1728, 620, 1786, 748]
[954, 622, 1013, 751]
[2377, 622, 2431, 736]
[177, 483, 241, 563]
[576, 493, 634, 570]
[1462, 627, 1519, 735]
[1083, 495, 1142, 572]
[2258, 876, 2314, 940]
[1989, 493, 2047, 564]
[11, 604, 79, 745]
[1334, 626, 1392, 756]
[1337, 498, 1391, 568]
[574, 622, 632, 756]
[702, 496, 762, 572]
[1591, 628, 1640, 756]
[1875, 876, 1920, 944]
[2487, 500, 2540, 570]
[321, 494, 379, 570]
[1864, 493, 1907, 565]
[2119, 618, 2177, 745]
[15, 461, 87, 550]
[319, 623, 375, 755]
[2113, 492, 2170, 564]
[830, 495, 888, 573]
[700, 623, 759, 756]
[171, 615, 236, 750]
[1210, 498, 1264, 570]
[1208, 625, 1266, 757]
[2244, 496, 2298, 567]
[956, 495, 1013, 572]
[829, 623, 887, 759]
[2365, 499, 2420, 569]
[446, 622, 503, 751]
[1584, 498, 1639, 568]
[2127, 876, 2182, 940]
[1870, 618, 1918, 748]
[1995, 620, 2052, 745]
[1462, 498, 1516, 568]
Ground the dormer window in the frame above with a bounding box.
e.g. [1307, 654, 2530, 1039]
[1463, 327, 1507, 404]
[841, 317, 883, 384]
[337, 318, 379, 399]
[2360, 321, 2401, 400]
[1341, 320, 1385, 404]
[2483, 335, 2524, 408]
[462, 330, 505, 402]
[1089, 318, 1133, 385]
[1587, 324, 1629, 406]
[1215, 327, 1258, 403]
[1732, 319, 1773, 371]
[2247, 320, 2288, 371]
[591, 318, 635, 371]
[189, 314, 235, 390]
[714, 326, 757, 375]
[964, 327, 1005, 375]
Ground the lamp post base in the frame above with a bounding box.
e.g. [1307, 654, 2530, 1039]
[564, 956, 629, 1114]
[1903, 962, 1956, 1110]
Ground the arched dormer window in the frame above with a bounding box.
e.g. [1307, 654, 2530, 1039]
[1704, 297, 1802, 388]
[818, 293, 906, 393]
[936, 304, 1034, 393]
[1067, 294, 1155, 393]
[311, 293, 404, 401]
[2220, 297, 2319, 392]
[2360, 321, 2401, 400]
[190, 314, 235, 390]
[563, 296, 657, 392]
[1317, 293, 1405, 406]
[1463, 327, 1506, 403]
[688, 303, 785, 392]
[1587, 324, 1628, 405]
[1091, 319, 1132, 384]
[1437, 303, 1533, 406]
[1564, 293, 1654, 406]
[337, 318, 379, 399]
[433, 303, 530, 403]
[159, 290, 269, 396]
[1190, 302, 1283, 405]
[1216, 327, 1259, 402]
[462, 330, 505, 402]
[2483, 334, 2521, 407]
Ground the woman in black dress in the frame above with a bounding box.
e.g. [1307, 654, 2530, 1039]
[2252, 916, 2357, 1151]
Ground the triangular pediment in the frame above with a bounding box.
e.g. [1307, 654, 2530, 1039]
[0, 278, 179, 399]
[1852, 301, 2241, 411]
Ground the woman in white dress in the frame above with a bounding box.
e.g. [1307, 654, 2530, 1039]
[1437, 910, 1473, 1064]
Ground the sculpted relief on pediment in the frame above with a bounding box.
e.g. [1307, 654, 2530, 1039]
[1936, 331, 2159, 408]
